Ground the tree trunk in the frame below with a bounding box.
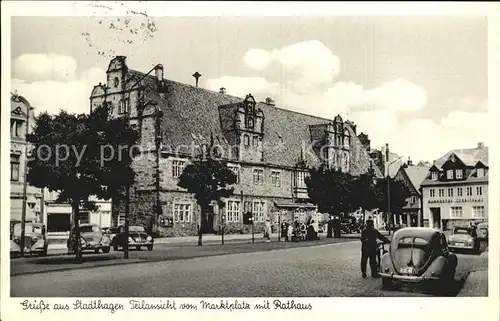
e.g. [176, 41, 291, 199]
[72, 200, 82, 262]
[198, 206, 204, 246]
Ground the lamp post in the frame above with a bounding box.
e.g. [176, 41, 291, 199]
[387, 156, 405, 235]
[20, 106, 34, 257]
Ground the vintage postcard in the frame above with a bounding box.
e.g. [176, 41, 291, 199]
[1, 1, 499, 321]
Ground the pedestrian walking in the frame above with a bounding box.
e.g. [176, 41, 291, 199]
[287, 223, 293, 242]
[360, 219, 390, 278]
[264, 218, 272, 243]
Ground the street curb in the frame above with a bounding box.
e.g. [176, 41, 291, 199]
[11, 240, 358, 277]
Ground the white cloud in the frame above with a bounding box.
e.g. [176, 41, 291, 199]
[11, 54, 106, 115]
[207, 40, 487, 163]
[244, 49, 273, 71]
[13, 53, 78, 82]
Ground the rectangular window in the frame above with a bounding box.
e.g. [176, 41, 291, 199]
[116, 214, 125, 227]
[472, 206, 485, 218]
[476, 186, 483, 196]
[295, 171, 308, 188]
[226, 200, 240, 222]
[447, 170, 453, 179]
[456, 169, 463, 179]
[172, 159, 186, 178]
[253, 169, 264, 185]
[429, 189, 435, 198]
[411, 196, 417, 204]
[438, 188, 444, 197]
[450, 206, 463, 218]
[228, 164, 240, 184]
[271, 170, 281, 187]
[466, 187, 473, 196]
[79, 212, 90, 224]
[11, 120, 23, 138]
[448, 188, 453, 197]
[457, 187, 463, 196]
[244, 201, 253, 214]
[252, 136, 259, 147]
[173, 203, 192, 223]
[253, 201, 266, 222]
[477, 168, 485, 178]
[10, 155, 20, 182]
[431, 171, 438, 180]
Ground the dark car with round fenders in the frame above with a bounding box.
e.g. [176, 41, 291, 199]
[112, 225, 154, 251]
[379, 227, 458, 293]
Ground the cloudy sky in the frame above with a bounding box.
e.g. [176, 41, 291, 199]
[10, 13, 488, 162]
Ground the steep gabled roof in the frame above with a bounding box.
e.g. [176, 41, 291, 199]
[434, 147, 489, 169]
[129, 69, 383, 177]
[404, 165, 431, 192]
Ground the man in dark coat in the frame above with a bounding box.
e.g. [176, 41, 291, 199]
[360, 219, 390, 278]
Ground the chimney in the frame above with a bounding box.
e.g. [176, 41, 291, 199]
[477, 142, 485, 149]
[407, 157, 413, 166]
[265, 97, 275, 106]
[192, 72, 202, 87]
[155, 64, 164, 81]
[219, 87, 226, 94]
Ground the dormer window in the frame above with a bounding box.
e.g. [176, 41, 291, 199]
[477, 168, 485, 178]
[446, 170, 453, 179]
[455, 169, 463, 179]
[431, 171, 438, 180]
[247, 117, 254, 129]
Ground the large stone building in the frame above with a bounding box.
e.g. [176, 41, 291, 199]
[90, 56, 383, 236]
[421, 143, 488, 230]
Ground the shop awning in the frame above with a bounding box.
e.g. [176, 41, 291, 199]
[274, 202, 317, 209]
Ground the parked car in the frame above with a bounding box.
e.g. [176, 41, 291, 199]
[10, 222, 48, 257]
[379, 227, 458, 293]
[448, 226, 481, 253]
[112, 225, 154, 251]
[476, 222, 488, 241]
[67, 224, 111, 254]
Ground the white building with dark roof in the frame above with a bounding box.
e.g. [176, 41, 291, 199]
[421, 142, 488, 230]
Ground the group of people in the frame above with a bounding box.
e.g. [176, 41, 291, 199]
[280, 218, 320, 242]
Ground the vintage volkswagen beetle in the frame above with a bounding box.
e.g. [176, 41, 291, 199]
[379, 228, 457, 291]
[476, 222, 488, 241]
[67, 224, 111, 254]
[10, 222, 48, 257]
[112, 225, 154, 251]
[448, 226, 481, 253]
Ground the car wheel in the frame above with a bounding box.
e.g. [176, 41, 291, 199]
[41, 246, 48, 257]
[102, 247, 110, 254]
[147, 244, 153, 251]
[94, 249, 100, 254]
[113, 243, 119, 251]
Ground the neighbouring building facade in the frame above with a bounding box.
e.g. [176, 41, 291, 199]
[393, 159, 430, 227]
[90, 56, 383, 236]
[10, 93, 41, 226]
[421, 143, 488, 230]
[10, 93, 112, 248]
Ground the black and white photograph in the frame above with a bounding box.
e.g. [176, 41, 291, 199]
[2, 1, 499, 320]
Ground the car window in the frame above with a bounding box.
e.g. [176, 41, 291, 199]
[129, 226, 145, 232]
[454, 228, 470, 235]
[79, 226, 95, 233]
[397, 237, 428, 249]
[12, 223, 40, 236]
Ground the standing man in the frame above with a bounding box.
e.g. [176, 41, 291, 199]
[360, 219, 390, 278]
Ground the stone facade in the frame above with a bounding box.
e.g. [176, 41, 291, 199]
[90, 56, 384, 236]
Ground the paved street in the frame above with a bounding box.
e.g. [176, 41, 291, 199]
[11, 239, 486, 297]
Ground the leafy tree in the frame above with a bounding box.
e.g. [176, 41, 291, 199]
[177, 155, 237, 246]
[374, 177, 411, 230]
[305, 165, 356, 217]
[349, 166, 379, 222]
[26, 105, 139, 260]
